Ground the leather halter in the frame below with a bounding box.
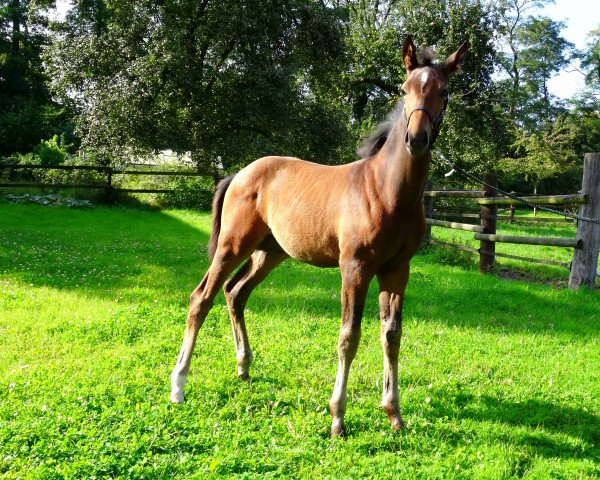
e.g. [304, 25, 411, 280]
[403, 93, 449, 147]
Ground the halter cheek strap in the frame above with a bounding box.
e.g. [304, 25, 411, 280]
[403, 95, 449, 146]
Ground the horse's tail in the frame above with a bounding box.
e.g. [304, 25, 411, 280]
[207, 174, 236, 262]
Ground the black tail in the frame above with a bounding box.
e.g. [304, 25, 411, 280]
[207, 174, 236, 262]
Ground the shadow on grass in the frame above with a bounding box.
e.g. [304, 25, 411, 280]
[340, 393, 598, 465]
[248, 263, 600, 338]
[426, 393, 599, 462]
[0, 203, 211, 300]
[2, 202, 596, 334]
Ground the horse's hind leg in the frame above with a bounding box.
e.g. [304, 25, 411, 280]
[170, 246, 256, 403]
[224, 249, 288, 380]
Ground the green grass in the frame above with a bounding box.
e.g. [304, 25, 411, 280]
[1, 203, 599, 479]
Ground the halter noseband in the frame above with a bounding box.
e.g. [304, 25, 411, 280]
[403, 94, 448, 146]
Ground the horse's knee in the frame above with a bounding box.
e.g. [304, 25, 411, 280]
[384, 325, 401, 347]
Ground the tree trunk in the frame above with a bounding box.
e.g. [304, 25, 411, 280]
[10, 0, 21, 55]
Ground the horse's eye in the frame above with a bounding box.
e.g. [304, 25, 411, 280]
[441, 90, 449, 99]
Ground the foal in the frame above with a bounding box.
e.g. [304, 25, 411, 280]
[170, 36, 468, 436]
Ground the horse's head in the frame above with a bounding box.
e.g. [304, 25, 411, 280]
[401, 36, 468, 156]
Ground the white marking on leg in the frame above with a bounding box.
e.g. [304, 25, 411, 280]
[170, 369, 187, 404]
[329, 360, 348, 434]
[170, 340, 189, 403]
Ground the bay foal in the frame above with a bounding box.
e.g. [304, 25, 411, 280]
[170, 37, 468, 436]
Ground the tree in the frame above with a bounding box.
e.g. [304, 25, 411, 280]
[495, 0, 580, 193]
[497, 0, 549, 118]
[580, 28, 600, 84]
[516, 16, 574, 127]
[567, 28, 600, 173]
[46, 0, 349, 176]
[496, 0, 574, 129]
[500, 115, 579, 192]
[0, 0, 70, 156]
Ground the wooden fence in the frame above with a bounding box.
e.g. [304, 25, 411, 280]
[0, 163, 202, 202]
[2, 155, 599, 289]
[423, 153, 600, 290]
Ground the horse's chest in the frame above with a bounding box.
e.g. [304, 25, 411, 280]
[343, 210, 425, 263]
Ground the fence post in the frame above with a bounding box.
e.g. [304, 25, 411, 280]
[106, 167, 114, 205]
[423, 180, 433, 243]
[568, 153, 600, 290]
[479, 173, 497, 273]
[509, 194, 515, 223]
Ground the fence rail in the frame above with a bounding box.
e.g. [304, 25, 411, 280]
[423, 190, 486, 198]
[426, 218, 484, 232]
[474, 233, 581, 248]
[0, 163, 202, 197]
[423, 153, 600, 289]
[432, 211, 575, 223]
[476, 194, 587, 206]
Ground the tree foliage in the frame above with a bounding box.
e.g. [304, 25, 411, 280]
[500, 115, 578, 188]
[580, 27, 600, 87]
[495, 0, 583, 192]
[46, 0, 350, 173]
[516, 16, 574, 127]
[1, 0, 597, 197]
[0, 0, 71, 156]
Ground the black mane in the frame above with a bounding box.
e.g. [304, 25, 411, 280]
[357, 98, 405, 159]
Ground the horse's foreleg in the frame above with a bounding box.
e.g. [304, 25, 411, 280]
[170, 253, 245, 403]
[329, 260, 372, 436]
[376, 262, 409, 430]
[224, 250, 287, 380]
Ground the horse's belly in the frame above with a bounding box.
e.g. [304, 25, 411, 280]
[268, 218, 340, 267]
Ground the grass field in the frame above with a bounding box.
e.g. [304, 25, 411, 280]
[1, 202, 599, 479]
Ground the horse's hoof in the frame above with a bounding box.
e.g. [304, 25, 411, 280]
[330, 420, 346, 437]
[238, 372, 251, 382]
[170, 391, 184, 404]
[390, 417, 405, 430]
[382, 404, 404, 430]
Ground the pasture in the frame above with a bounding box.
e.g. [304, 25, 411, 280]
[0, 203, 598, 478]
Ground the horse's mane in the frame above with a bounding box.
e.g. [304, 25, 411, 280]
[357, 98, 405, 159]
[357, 47, 437, 159]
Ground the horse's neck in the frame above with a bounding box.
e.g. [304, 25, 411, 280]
[374, 124, 430, 212]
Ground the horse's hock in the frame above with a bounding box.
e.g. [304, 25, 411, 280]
[569, 152, 600, 290]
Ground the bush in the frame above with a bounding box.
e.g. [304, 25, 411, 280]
[157, 177, 214, 210]
[33, 135, 67, 165]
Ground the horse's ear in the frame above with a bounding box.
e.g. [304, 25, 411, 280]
[403, 36, 419, 72]
[443, 41, 468, 76]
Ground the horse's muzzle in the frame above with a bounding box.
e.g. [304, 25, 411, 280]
[405, 130, 429, 156]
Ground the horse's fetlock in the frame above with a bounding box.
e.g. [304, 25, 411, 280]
[237, 350, 252, 366]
